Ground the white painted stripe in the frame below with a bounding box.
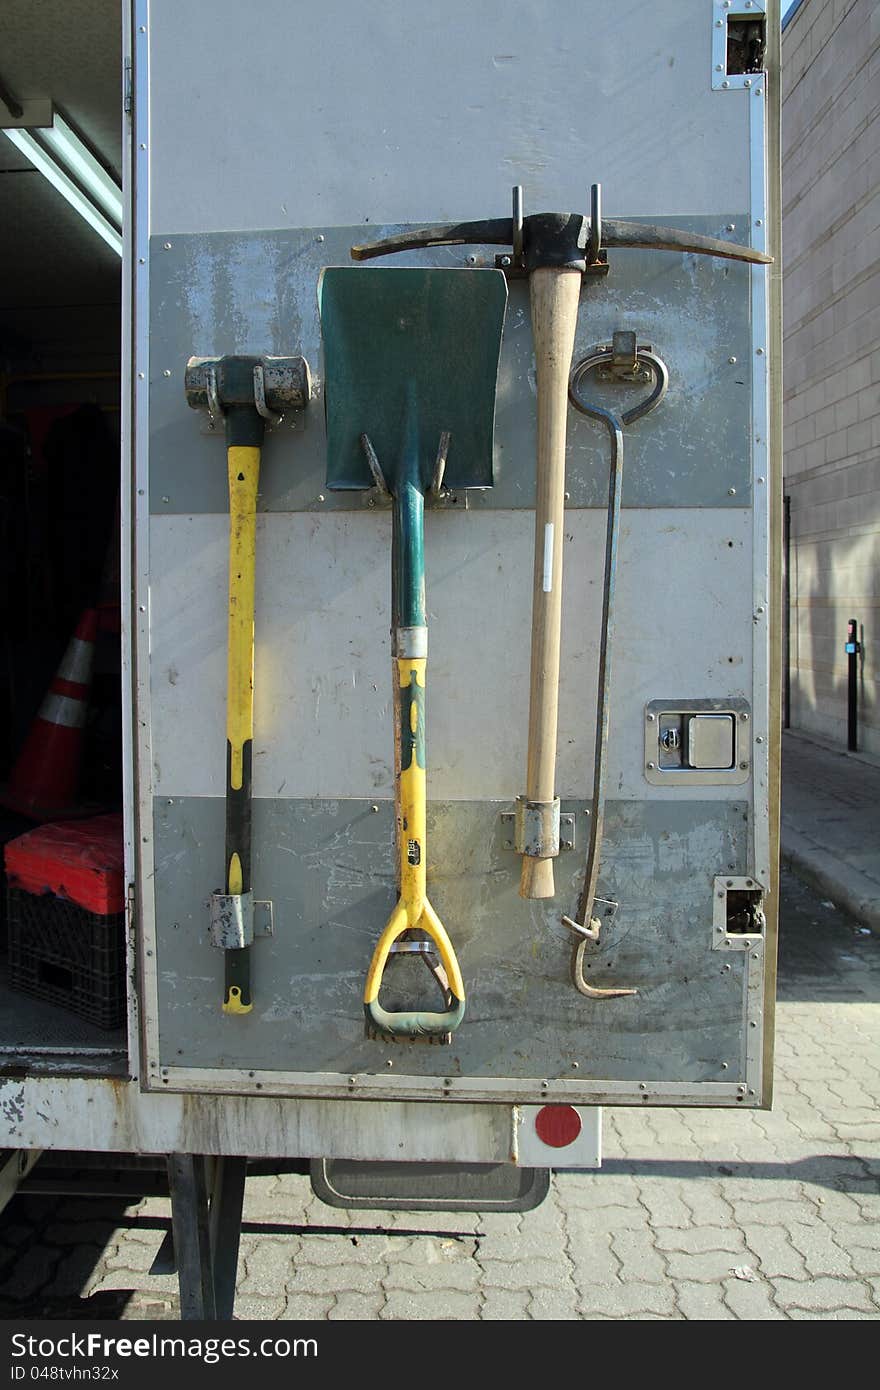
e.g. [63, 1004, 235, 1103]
[542, 522, 554, 593]
[38, 691, 87, 729]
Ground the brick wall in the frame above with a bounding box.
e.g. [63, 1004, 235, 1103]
[782, 0, 880, 752]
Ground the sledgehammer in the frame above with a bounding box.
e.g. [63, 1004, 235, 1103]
[185, 354, 311, 1013]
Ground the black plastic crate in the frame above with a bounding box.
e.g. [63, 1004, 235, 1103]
[7, 886, 126, 1029]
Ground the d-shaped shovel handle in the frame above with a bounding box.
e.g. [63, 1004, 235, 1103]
[363, 898, 466, 1039]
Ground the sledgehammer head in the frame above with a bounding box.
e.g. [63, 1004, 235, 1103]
[184, 354, 311, 420]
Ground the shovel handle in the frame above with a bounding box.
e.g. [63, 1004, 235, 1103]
[364, 899, 466, 1039]
[519, 267, 583, 900]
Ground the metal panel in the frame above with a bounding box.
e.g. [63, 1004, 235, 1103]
[148, 509, 755, 802]
[148, 220, 754, 515]
[150, 797, 750, 1090]
[147, 0, 751, 234]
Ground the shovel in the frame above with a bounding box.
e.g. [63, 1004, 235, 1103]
[318, 266, 507, 1040]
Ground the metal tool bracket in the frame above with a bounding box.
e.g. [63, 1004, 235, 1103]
[207, 893, 273, 949]
[503, 799, 573, 857]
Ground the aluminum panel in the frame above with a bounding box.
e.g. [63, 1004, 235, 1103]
[147, 0, 751, 234]
[148, 219, 754, 514]
[148, 509, 754, 802]
[152, 797, 750, 1089]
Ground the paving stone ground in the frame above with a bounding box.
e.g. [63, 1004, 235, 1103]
[1, 868, 877, 1321]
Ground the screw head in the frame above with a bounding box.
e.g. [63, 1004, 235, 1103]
[728, 356, 737, 364]
[316, 234, 325, 243]
[647, 761, 656, 770]
[728, 487, 737, 496]
[722, 80, 730, 89]
[164, 242, 172, 250]
[163, 369, 171, 377]
[647, 712, 656, 722]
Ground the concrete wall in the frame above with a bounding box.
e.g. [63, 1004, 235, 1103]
[782, 0, 880, 753]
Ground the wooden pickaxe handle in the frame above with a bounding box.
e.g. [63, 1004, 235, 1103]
[519, 267, 582, 900]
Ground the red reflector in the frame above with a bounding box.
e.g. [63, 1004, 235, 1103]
[534, 1105, 582, 1148]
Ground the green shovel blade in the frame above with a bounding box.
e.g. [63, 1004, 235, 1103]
[318, 267, 508, 492]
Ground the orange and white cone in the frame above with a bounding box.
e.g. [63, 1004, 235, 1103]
[1, 609, 98, 820]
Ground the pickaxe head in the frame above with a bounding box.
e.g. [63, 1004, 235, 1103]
[350, 184, 772, 273]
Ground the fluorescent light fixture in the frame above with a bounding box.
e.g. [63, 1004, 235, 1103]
[2, 118, 122, 258]
[42, 113, 123, 228]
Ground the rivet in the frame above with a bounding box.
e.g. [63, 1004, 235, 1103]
[139, 143, 146, 150]
[386, 1059, 393, 1068]
[756, 605, 765, 614]
[722, 80, 730, 89]
[725, 225, 736, 233]
[716, 63, 724, 70]
[139, 257, 145, 265]
[466, 255, 477, 265]
[728, 355, 737, 364]
[138, 371, 145, 379]
[138, 605, 146, 612]
[756, 347, 765, 355]
[647, 761, 656, 770]
[756, 735, 764, 744]
[563, 491, 570, 501]
[750, 1020, 757, 1028]
[139, 24, 146, 31]
[755, 88, 763, 96]
[728, 487, 737, 496]
[444, 1079, 453, 1087]
[164, 242, 172, 250]
[639, 1082, 647, 1090]
[740, 762, 749, 771]
[146, 950, 153, 958]
[316, 234, 325, 243]
[163, 369, 171, 377]
[718, 891, 725, 899]
[563, 840, 573, 851]
[371, 804, 379, 813]
[541, 1080, 549, 1089]
[500, 255, 512, 268]
[348, 1076, 357, 1086]
[744, 79, 752, 87]
[757, 475, 765, 483]
[161, 495, 169, 504]
[572, 1061, 580, 1069]
[716, 20, 723, 27]
[752, 952, 760, 960]
[722, 1061, 729, 1068]
[723, 965, 731, 973]
[647, 712, 656, 722]
[755, 218, 763, 227]
[741, 712, 750, 721]
[726, 880, 734, 888]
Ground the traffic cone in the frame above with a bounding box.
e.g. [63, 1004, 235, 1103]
[0, 609, 98, 820]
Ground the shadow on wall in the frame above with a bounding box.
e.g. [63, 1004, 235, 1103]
[789, 500, 876, 751]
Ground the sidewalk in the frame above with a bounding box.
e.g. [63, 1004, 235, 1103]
[781, 730, 880, 932]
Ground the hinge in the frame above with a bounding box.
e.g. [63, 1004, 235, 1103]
[124, 60, 133, 115]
